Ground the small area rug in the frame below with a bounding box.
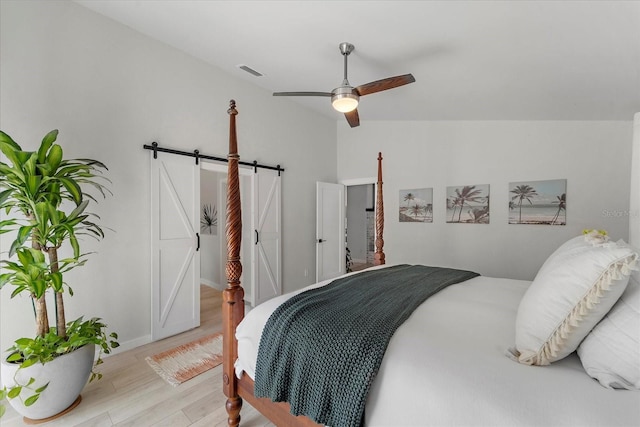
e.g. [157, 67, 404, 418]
[145, 332, 223, 386]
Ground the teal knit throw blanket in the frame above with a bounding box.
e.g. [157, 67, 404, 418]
[254, 264, 479, 427]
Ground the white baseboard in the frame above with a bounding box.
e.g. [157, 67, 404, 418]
[104, 334, 152, 358]
[104, 281, 223, 358]
[201, 278, 225, 291]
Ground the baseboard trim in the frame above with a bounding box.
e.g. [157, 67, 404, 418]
[105, 334, 152, 357]
[201, 279, 225, 291]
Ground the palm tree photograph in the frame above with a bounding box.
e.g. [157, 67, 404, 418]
[399, 188, 433, 223]
[446, 184, 490, 224]
[508, 179, 567, 225]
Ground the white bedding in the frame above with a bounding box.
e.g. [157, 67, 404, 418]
[235, 266, 640, 426]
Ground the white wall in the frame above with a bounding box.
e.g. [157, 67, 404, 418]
[0, 0, 336, 352]
[338, 120, 633, 280]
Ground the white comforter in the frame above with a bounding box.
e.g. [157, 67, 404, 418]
[236, 266, 640, 426]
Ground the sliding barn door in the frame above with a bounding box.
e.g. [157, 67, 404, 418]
[316, 182, 346, 282]
[251, 171, 282, 306]
[150, 154, 200, 340]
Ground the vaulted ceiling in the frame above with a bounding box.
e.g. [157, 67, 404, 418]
[75, 1, 640, 123]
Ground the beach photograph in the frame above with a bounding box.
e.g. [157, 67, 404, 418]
[399, 188, 433, 223]
[509, 179, 566, 225]
[446, 184, 490, 224]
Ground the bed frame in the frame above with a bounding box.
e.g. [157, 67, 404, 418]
[221, 100, 386, 426]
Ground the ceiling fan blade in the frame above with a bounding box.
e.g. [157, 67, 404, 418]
[344, 109, 360, 128]
[273, 91, 332, 97]
[355, 74, 415, 96]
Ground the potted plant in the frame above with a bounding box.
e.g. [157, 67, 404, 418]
[0, 129, 118, 421]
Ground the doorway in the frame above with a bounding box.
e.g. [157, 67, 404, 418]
[199, 168, 224, 290]
[346, 184, 375, 272]
[316, 178, 377, 282]
[199, 162, 253, 298]
[199, 161, 282, 308]
[150, 151, 281, 341]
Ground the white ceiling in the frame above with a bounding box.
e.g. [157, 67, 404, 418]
[74, 0, 640, 123]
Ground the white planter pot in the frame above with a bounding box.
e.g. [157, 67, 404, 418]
[1, 343, 95, 421]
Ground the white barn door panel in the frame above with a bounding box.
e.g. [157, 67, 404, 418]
[251, 171, 282, 306]
[151, 154, 200, 341]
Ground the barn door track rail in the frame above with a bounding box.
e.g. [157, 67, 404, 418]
[143, 141, 284, 175]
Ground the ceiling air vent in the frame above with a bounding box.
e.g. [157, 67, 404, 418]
[237, 64, 263, 77]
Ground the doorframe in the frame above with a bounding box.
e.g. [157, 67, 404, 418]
[338, 176, 378, 264]
[341, 177, 377, 269]
[313, 177, 378, 282]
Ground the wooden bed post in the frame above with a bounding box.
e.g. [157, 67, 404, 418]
[374, 152, 385, 265]
[223, 100, 244, 427]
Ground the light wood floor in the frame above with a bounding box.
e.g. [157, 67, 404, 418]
[2, 286, 273, 427]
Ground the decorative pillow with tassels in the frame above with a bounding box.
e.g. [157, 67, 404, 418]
[510, 231, 638, 366]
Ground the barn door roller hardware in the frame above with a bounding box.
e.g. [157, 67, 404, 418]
[144, 142, 284, 175]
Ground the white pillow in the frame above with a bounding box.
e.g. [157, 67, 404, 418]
[513, 233, 638, 366]
[577, 274, 640, 389]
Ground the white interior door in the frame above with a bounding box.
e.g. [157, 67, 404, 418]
[316, 182, 345, 282]
[151, 154, 200, 340]
[252, 171, 282, 306]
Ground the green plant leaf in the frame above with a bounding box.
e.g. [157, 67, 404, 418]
[46, 144, 63, 174]
[47, 204, 60, 226]
[0, 189, 13, 206]
[20, 358, 38, 369]
[6, 352, 22, 362]
[0, 143, 21, 167]
[7, 386, 21, 399]
[24, 394, 40, 407]
[66, 199, 88, 221]
[69, 232, 80, 258]
[58, 177, 82, 205]
[34, 383, 49, 393]
[16, 247, 34, 267]
[16, 225, 34, 246]
[32, 279, 47, 299]
[8, 239, 22, 258]
[0, 218, 17, 232]
[50, 272, 63, 292]
[37, 129, 58, 164]
[0, 273, 13, 288]
[34, 202, 50, 240]
[0, 131, 21, 149]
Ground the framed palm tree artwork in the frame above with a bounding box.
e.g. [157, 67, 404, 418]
[399, 188, 433, 223]
[508, 179, 566, 225]
[446, 184, 490, 224]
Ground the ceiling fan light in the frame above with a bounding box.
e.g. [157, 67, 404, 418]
[331, 87, 359, 113]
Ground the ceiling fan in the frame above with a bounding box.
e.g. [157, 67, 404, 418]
[273, 42, 415, 128]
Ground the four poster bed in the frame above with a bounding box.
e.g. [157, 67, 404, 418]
[221, 101, 640, 427]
